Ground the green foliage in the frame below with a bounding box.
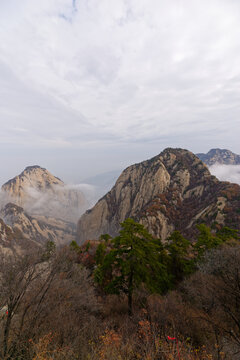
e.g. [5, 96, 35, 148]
[216, 226, 239, 241]
[42, 240, 56, 260]
[194, 224, 227, 259]
[94, 218, 169, 315]
[95, 234, 112, 265]
[95, 218, 239, 315]
[95, 243, 107, 265]
[166, 231, 194, 283]
[85, 241, 91, 252]
[70, 240, 82, 253]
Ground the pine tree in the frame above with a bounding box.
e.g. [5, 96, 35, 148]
[95, 218, 169, 315]
[166, 231, 193, 283]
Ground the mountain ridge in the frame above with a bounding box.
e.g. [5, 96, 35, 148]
[197, 148, 240, 166]
[77, 148, 240, 244]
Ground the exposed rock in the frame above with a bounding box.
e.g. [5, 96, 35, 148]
[197, 149, 240, 166]
[0, 203, 76, 246]
[1, 165, 87, 222]
[77, 148, 240, 244]
[0, 215, 40, 256]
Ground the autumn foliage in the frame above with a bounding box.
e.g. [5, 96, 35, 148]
[0, 221, 239, 359]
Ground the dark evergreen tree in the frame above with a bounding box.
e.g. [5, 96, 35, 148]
[94, 218, 169, 315]
[166, 231, 193, 283]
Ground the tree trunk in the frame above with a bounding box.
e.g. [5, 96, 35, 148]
[128, 270, 133, 316]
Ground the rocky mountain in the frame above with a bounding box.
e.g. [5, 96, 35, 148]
[1, 165, 87, 222]
[196, 149, 240, 166]
[0, 203, 76, 247]
[0, 214, 40, 256]
[77, 148, 240, 244]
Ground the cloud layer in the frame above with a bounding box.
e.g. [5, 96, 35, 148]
[209, 164, 240, 185]
[0, 0, 240, 182]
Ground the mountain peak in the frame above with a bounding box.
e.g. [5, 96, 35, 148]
[196, 149, 240, 166]
[77, 147, 239, 244]
[23, 165, 46, 172]
[1, 166, 87, 222]
[2, 165, 63, 191]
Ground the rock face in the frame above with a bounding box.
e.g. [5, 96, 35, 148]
[0, 165, 87, 250]
[197, 149, 240, 166]
[77, 148, 240, 244]
[0, 214, 40, 256]
[0, 203, 76, 246]
[1, 165, 87, 222]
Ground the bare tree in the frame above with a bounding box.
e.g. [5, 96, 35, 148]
[0, 245, 100, 359]
[179, 245, 240, 359]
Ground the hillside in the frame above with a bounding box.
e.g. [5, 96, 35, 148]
[77, 148, 240, 243]
[0, 203, 76, 247]
[0, 215, 40, 255]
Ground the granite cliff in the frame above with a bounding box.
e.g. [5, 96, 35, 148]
[77, 148, 240, 243]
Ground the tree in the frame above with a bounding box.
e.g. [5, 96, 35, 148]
[193, 224, 238, 260]
[0, 244, 99, 359]
[166, 231, 193, 284]
[95, 218, 169, 316]
[180, 245, 240, 358]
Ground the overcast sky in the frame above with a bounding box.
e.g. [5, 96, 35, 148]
[0, 0, 240, 185]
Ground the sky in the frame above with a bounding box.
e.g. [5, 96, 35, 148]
[0, 0, 240, 185]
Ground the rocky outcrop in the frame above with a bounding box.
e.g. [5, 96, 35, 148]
[0, 215, 40, 256]
[0, 203, 76, 246]
[1, 165, 87, 222]
[77, 148, 240, 244]
[197, 149, 240, 166]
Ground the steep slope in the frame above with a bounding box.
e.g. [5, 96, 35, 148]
[197, 149, 240, 166]
[0, 203, 76, 246]
[1, 165, 87, 222]
[0, 215, 40, 255]
[77, 148, 240, 244]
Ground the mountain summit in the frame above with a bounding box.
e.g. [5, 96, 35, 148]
[2, 165, 63, 200]
[1, 165, 86, 222]
[196, 149, 240, 166]
[77, 148, 240, 243]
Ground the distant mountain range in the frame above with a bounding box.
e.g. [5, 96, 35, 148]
[1, 148, 240, 253]
[196, 148, 240, 166]
[77, 148, 240, 243]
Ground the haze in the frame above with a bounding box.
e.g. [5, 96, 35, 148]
[1, 0, 240, 185]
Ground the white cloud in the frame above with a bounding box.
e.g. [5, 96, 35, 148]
[209, 164, 240, 185]
[0, 0, 240, 180]
[0, 181, 97, 223]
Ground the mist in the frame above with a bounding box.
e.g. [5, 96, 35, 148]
[0, 183, 97, 224]
[209, 164, 240, 185]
